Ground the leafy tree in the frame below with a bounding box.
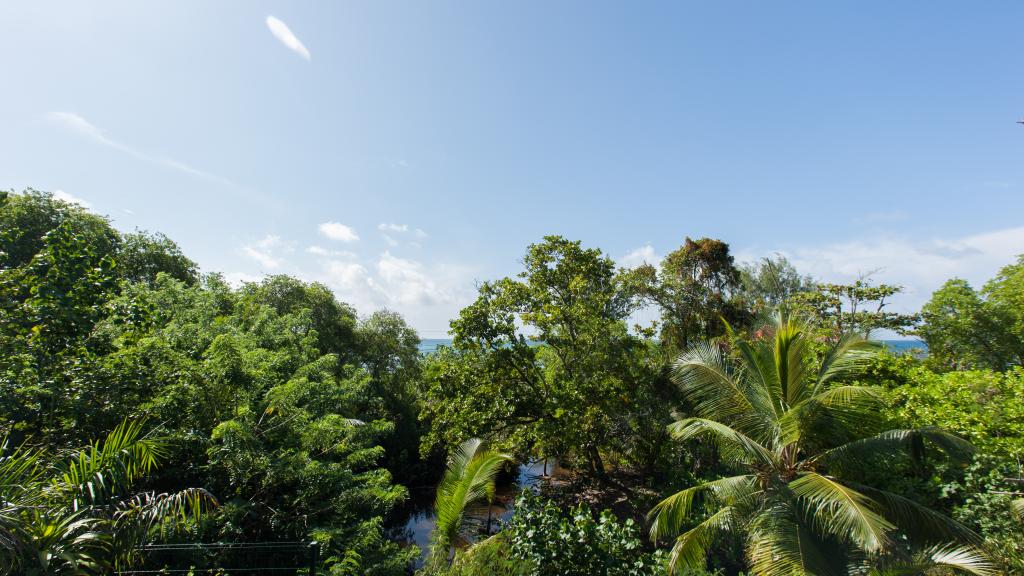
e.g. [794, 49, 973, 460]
[0, 189, 117, 270]
[738, 255, 814, 312]
[917, 258, 1024, 370]
[94, 274, 417, 574]
[356, 310, 426, 478]
[117, 230, 198, 286]
[420, 236, 667, 479]
[792, 279, 917, 339]
[425, 438, 511, 572]
[649, 311, 982, 575]
[634, 237, 747, 353]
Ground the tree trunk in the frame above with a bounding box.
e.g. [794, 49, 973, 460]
[589, 446, 608, 483]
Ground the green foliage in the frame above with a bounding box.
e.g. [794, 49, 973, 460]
[0, 421, 216, 575]
[502, 491, 669, 576]
[649, 311, 982, 576]
[882, 364, 1024, 573]
[634, 237, 747, 353]
[917, 258, 1024, 370]
[887, 365, 1024, 460]
[0, 191, 427, 575]
[425, 439, 512, 571]
[420, 236, 673, 479]
[791, 279, 917, 340]
[442, 533, 526, 576]
[738, 255, 814, 313]
[117, 230, 198, 286]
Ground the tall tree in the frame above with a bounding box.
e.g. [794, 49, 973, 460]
[420, 236, 665, 479]
[792, 278, 916, 340]
[738, 255, 814, 312]
[917, 257, 1024, 371]
[635, 237, 746, 353]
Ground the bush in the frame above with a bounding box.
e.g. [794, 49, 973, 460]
[501, 491, 668, 576]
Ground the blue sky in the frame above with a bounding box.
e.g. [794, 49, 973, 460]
[2, 2, 1023, 335]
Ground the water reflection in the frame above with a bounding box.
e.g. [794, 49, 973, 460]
[388, 459, 568, 568]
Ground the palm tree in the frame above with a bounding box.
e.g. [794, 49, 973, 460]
[0, 420, 217, 574]
[425, 438, 511, 572]
[649, 311, 990, 576]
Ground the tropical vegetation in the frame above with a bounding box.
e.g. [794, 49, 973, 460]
[2, 188, 1023, 575]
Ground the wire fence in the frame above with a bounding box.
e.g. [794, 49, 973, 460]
[116, 541, 319, 576]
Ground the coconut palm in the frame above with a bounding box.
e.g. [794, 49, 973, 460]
[649, 311, 987, 576]
[425, 438, 511, 571]
[0, 421, 217, 574]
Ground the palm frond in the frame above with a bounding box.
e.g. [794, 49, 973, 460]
[648, 475, 756, 541]
[54, 420, 167, 509]
[728, 328, 782, 419]
[0, 439, 45, 573]
[869, 544, 996, 576]
[816, 333, 882, 392]
[780, 385, 885, 446]
[813, 428, 974, 470]
[432, 439, 512, 551]
[1012, 498, 1024, 520]
[113, 488, 219, 568]
[772, 317, 812, 406]
[790, 472, 893, 552]
[672, 343, 773, 438]
[844, 482, 981, 546]
[746, 505, 844, 576]
[668, 418, 776, 469]
[665, 505, 735, 575]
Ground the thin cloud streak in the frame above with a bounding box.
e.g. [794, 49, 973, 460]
[46, 112, 234, 187]
[266, 16, 311, 60]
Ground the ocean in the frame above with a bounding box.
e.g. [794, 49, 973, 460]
[417, 338, 927, 355]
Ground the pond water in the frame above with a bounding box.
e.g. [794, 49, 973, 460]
[388, 459, 569, 568]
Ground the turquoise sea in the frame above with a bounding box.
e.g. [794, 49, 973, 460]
[418, 338, 927, 355]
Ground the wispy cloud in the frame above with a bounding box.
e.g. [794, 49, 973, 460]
[618, 244, 661, 268]
[266, 16, 310, 61]
[47, 112, 233, 186]
[736, 225, 1024, 315]
[242, 235, 288, 269]
[378, 222, 428, 244]
[306, 245, 357, 259]
[319, 222, 360, 243]
[52, 189, 91, 209]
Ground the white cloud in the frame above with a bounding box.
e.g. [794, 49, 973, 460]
[235, 231, 477, 334]
[266, 15, 310, 60]
[618, 244, 661, 268]
[242, 235, 287, 269]
[46, 112, 233, 186]
[378, 222, 428, 245]
[736, 226, 1024, 315]
[52, 189, 91, 209]
[318, 222, 359, 243]
[306, 245, 356, 259]
[378, 222, 409, 233]
[224, 271, 263, 288]
[376, 251, 455, 306]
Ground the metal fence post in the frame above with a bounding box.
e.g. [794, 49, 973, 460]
[308, 541, 319, 576]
